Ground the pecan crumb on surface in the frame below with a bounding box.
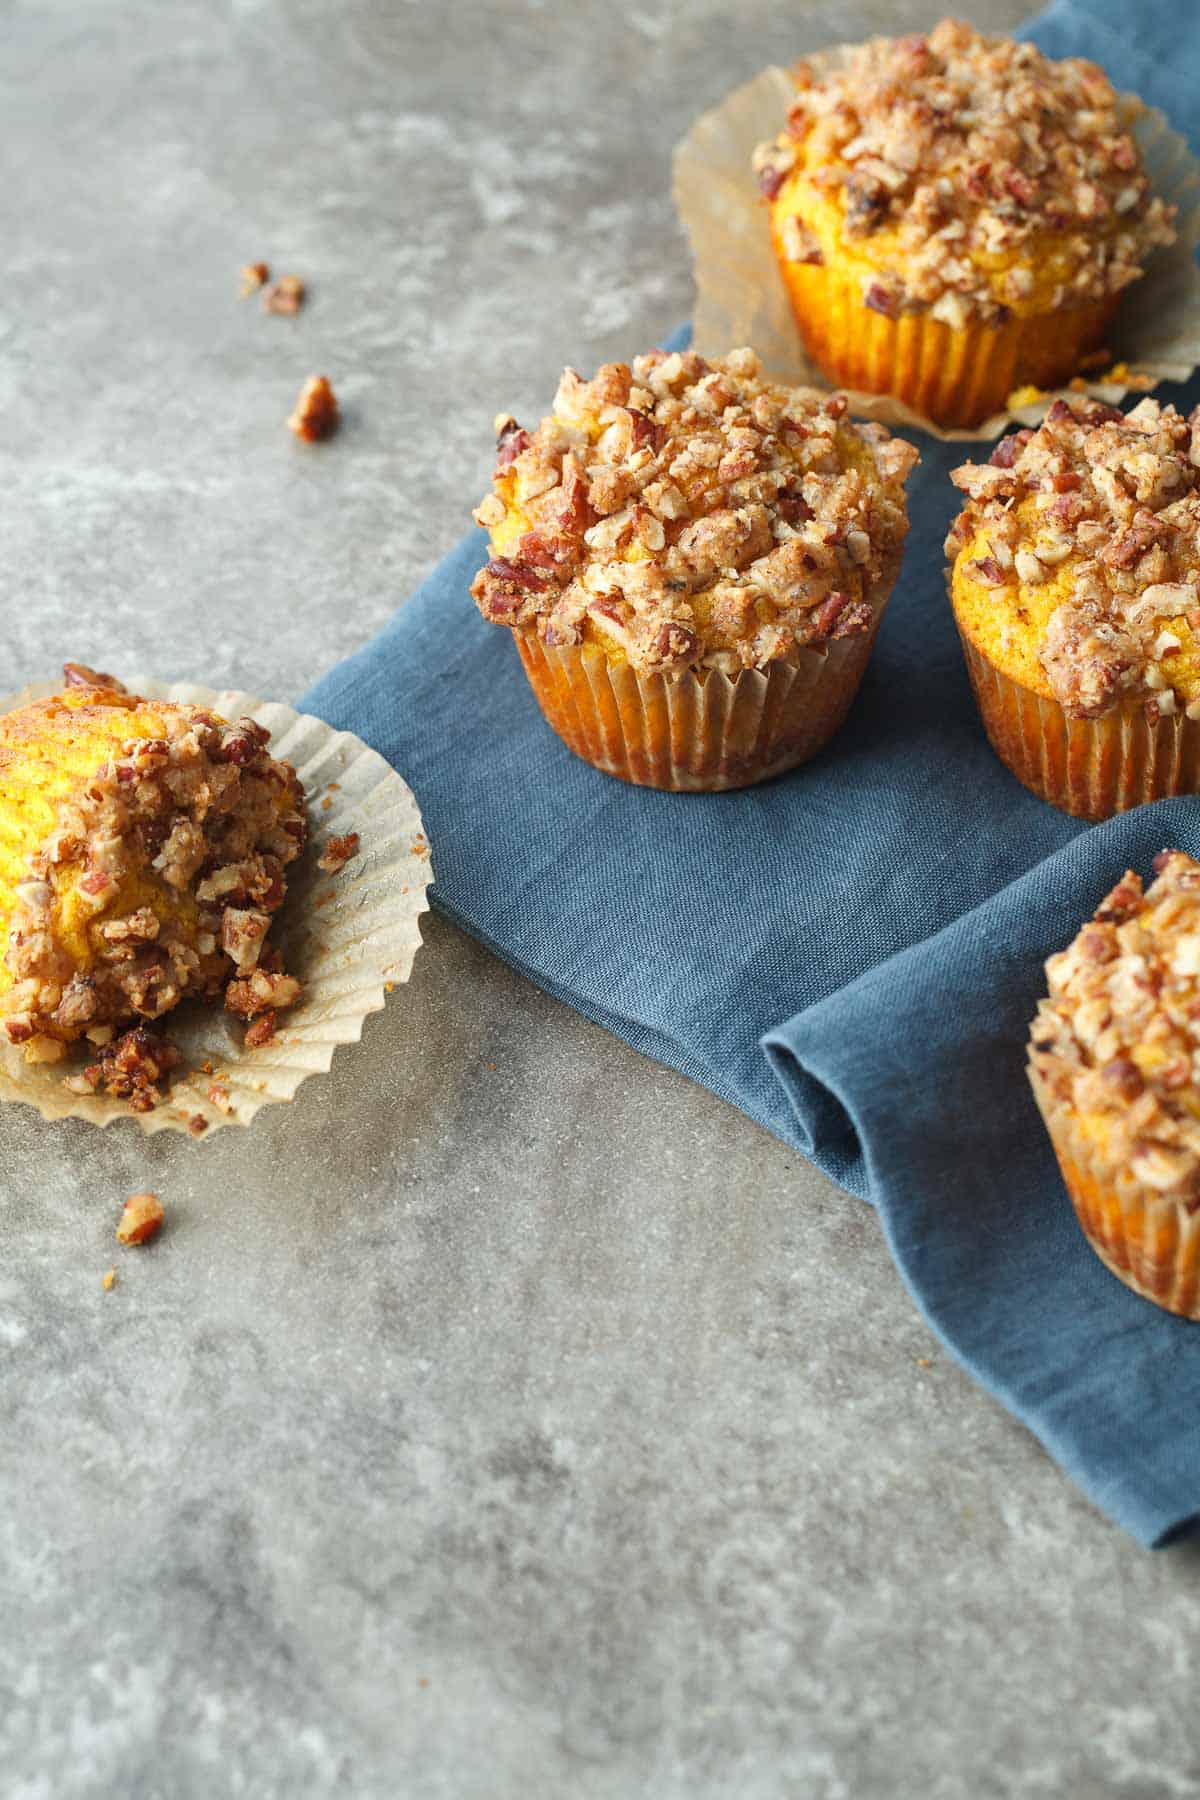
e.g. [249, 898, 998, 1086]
[318, 831, 360, 873]
[288, 374, 339, 442]
[240, 261, 270, 297]
[102, 1267, 116, 1291]
[116, 1193, 165, 1246]
[243, 1009, 278, 1050]
[263, 273, 305, 315]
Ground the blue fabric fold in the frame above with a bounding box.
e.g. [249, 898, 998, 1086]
[303, 0, 1200, 1543]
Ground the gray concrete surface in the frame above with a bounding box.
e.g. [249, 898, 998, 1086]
[3, 1, 1200, 1795]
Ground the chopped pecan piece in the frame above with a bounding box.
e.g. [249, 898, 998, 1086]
[845, 174, 890, 234]
[262, 273, 305, 314]
[494, 417, 531, 469]
[225, 968, 302, 1019]
[863, 282, 900, 320]
[82, 1026, 182, 1111]
[288, 374, 339, 443]
[62, 661, 126, 692]
[318, 831, 360, 873]
[811, 592, 873, 639]
[116, 1193, 164, 1247]
[1099, 510, 1167, 569]
[243, 1009, 278, 1050]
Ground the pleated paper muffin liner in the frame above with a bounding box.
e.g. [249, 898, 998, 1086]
[1029, 1062, 1200, 1318]
[512, 552, 901, 792]
[673, 53, 1200, 442]
[770, 226, 1120, 429]
[0, 678, 431, 1136]
[957, 633, 1200, 820]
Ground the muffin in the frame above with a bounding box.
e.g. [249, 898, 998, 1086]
[945, 396, 1200, 818]
[753, 20, 1176, 428]
[470, 347, 917, 791]
[0, 667, 307, 1080]
[1029, 853, 1200, 1317]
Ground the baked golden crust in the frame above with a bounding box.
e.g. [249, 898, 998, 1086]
[755, 19, 1175, 325]
[1029, 853, 1200, 1205]
[947, 397, 1200, 720]
[470, 347, 916, 677]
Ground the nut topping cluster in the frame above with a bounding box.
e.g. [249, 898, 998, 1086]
[754, 19, 1176, 323]
[1030, 853, 1200, 1205]
[947, 396, 1200, 719]
[2, 694, 308, 1075]
[471, 347, 916, 676]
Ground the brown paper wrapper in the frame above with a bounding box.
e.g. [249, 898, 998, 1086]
[957, 632, 1200, 820]
[1030, 1063, 1200, 1318]
[513, 553, 901, 791]
[0, 679, 432, 1136]
[674, 55, 1200, 442]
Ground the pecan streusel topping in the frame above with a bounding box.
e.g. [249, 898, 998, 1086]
[947, 397, 1200, 719]
[471, 348, 917, 676]
[0, 687, 308, 1076]
[1030, 853, 1200, 1205]
[754, 18, 1176, 324]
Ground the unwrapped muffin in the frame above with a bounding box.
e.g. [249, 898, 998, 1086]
[1029, 853, 1200, 1318]
[470, 346, 917, 791]
[946, 395, 1200, 818]
[0, 670, 307, 1080]
[753, 20, 1176, 428]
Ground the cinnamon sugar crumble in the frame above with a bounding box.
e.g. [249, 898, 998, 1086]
[947, 396, 1200, 718]
[1030, 853, 1200, 1206]
[471, 347, 916, 677]
[288, 375, 339, 442]
[240, 261, 270, 297]
[753, 19, 1176, 323]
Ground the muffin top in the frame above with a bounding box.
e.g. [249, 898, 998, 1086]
[754, 18, 1176, 325]
[470, 347, 917, 677]
[947, 396, 1200, 719]
[1030, 853, 1200, 1201]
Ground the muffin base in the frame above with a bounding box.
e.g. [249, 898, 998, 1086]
[1030, 1064, 1200, 1318]
[513, 618, 883, 792]
[957, 632, 1200, 820]
[772, 231, 1119, 430]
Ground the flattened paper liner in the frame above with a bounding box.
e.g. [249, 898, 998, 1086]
[0, 679, 431, 1136]
[673, 55, 1200, 442]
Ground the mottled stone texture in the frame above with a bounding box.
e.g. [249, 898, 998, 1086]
[3, 1, 1200, 1796]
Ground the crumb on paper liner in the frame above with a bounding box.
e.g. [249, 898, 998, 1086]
[0, 679, 432, 1137]
[672, 56, 1200, 443]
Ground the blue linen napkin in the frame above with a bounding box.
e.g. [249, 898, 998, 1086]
[303, 0, 1200, 1545]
